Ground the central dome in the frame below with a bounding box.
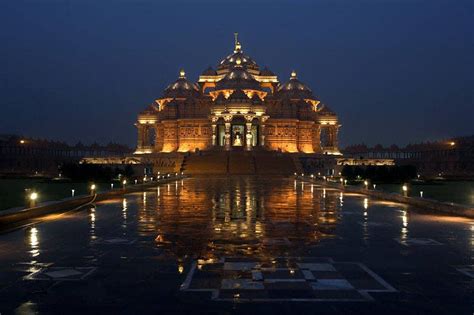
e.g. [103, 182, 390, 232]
[217, 37, 260, 75]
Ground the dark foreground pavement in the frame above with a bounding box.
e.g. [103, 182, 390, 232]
[0, 176, 472, 314]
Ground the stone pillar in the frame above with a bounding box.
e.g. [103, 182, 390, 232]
[313, 124, 322, 153]
[223, 114, 233, 151]
[259, 116, 269, 147]
[136, 124, 146, 149]
[224, 123, 231, 150]
[211, 124, 217, 146]
[245, 122, 253, 151]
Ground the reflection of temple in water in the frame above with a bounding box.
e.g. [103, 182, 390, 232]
[134, 177, 341, 259]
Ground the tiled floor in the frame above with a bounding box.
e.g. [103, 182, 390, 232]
[181, 257, 396, 301]
[0, 176, 473, 314]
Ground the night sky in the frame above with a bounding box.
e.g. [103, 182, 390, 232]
[1, 0, 472, 148]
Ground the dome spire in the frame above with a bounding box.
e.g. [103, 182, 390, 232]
[179, 69, 186, 79]
[234, 32, 242, 52]
[291, 70, 297, 79]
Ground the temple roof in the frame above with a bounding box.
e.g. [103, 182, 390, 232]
[201, 66, 217, 76]
[260, 66, 275, 76]
[215, 62, 262, 91]
[227, 89, 250, 103]
[163, 69, 199, 98]
[217, 34, 260, 74]
[277, 71, 313, 99]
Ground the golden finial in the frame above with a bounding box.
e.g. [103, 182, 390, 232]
[291, 70, 297, 79]
[179, 69, 186, 78]
[234, 32, 241, 52]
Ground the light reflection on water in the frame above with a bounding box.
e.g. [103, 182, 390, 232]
[28, 227, 39, 258]
[132, 177, 342, 260]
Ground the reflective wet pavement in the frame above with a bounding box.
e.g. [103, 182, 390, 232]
[0, 176, 473, 314]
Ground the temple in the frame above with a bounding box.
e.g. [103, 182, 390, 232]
[135, 35, 341, 155]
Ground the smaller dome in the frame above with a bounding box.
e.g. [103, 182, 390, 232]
[163, 69, 199, 98]
[277, 71, 313, 99]
[201, 66, 217, 76]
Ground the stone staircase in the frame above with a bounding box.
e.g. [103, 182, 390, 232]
[181, 150, 297, 176]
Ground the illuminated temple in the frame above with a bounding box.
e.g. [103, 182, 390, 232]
[135, 35, 341, 155]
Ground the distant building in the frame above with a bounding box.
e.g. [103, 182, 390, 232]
[0, 135, 132, 176]
[134, 34, 341, 155]
[343, 136, 474, 178]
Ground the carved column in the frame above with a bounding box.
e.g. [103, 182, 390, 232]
[223, 114, 233, 151]
[244, 114, 255, 151]
[211, 124, 217, 146]
[259, 116, 269, 147]
[313, 124, 322, 153]
[136, 123, 144, 149]
[210, 115, 218, 147]
[245, 123, 252, 150]
[224, 123, 231, 150]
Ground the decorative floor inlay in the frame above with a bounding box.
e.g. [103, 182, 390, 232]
[180, 257, 396, 302]
[25, 267, 96, 281]
[395, 238, 443, 246]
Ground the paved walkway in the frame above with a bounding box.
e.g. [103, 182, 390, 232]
[0, 177, 472, 314]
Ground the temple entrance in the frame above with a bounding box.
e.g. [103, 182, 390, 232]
[231, 125, 244, 147]
[212, 115, 265, 151]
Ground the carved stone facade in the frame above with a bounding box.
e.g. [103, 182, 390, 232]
[135, 36, 341, 154]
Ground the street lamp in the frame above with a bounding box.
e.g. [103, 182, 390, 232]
[402, 184, 408, 197]
[122, 179, 127, 189]
[29, 192, 38, 207]
[364, 180, 369, 189]
[90, 184, 96, 195]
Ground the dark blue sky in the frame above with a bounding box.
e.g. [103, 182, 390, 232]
[1, 0, 472, 147]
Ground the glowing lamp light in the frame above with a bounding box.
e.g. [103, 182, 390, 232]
[30, 192, 38, 201]
[90, 184, 96, 191]
[402, 185, 408, 192]
[20, 139, 26, 144]
[363, 180, 368, 188]
[420, 191, 424, 198]
[311, 174, 314, 178]
[110, 183, 114, 189]
[122, 180, 127, 185]
[71, 189, 75, 197]
[344, 179, 348, 185]
[373, 184, 376, 189]
[135, 179, 138, 185]
[449, 141, 455, 146]
[339, 178, 343, 183]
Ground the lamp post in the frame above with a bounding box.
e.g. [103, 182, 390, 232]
[364, 180, 369, 189]
[122, 179, 127, 189]
[71, 189, 75, 197]
[110, 183, 114, 190]
[29, 192, 38, 208]
[90, 184, 96, 196]
[402, 184, 408, 197]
